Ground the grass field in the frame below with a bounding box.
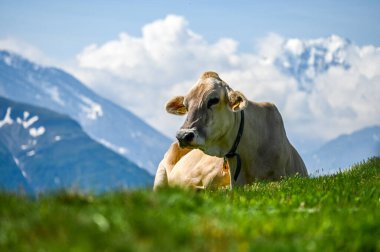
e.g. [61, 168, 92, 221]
[1, 157, 379, 252]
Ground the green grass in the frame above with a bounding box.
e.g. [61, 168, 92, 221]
[1, 158, 379, 252]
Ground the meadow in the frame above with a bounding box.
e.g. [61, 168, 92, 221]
[0, 157, 379, 252]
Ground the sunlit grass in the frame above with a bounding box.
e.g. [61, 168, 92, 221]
[1, 157, 379, 251]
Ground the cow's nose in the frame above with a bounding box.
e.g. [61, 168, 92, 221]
[176, 130, 195, 147]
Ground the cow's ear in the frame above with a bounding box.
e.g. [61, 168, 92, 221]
[166, 96, 187, 115]
[227, 91, 248, 112]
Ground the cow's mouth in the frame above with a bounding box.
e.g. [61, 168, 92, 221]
[177, 138, 199, 149]
[177, 141, 204, 151]
[178, 141, 193, 149]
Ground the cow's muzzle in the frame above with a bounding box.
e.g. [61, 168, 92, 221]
[176, 129, 196, 148]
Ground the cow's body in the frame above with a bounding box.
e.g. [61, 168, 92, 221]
[222, 101, 308, 185]
[153, 142, 230, 190]
[165, 71, 308, 187]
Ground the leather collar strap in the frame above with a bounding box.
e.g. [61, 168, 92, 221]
[224, 110, 245, 182]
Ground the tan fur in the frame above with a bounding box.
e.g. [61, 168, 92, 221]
[165, 71, 308, 187]
[153, 142, 230, 190]
[200, 71, 221, 80]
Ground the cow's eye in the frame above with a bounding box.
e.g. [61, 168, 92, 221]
[207, 97, 220, 108]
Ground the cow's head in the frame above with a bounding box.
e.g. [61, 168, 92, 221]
[166, 71, 248, 156]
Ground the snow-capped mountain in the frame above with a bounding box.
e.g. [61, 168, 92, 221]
[0, 96, 153, 194]
[0, 50, 171, 174]
[274, 35, 350, 91]
[304, 126, 380, 175]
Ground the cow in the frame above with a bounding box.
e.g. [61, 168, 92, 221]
[165, 71, 308, 187]
[153, 142, 230, 191]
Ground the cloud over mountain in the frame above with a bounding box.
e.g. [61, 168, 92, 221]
[47, 15, 380, 150]
[0, 37, 53, 66]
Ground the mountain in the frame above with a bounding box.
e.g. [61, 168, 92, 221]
[304, 126, 380, 175]
[0, 96, 153, 194]
[0, 140, 34, 194]
[274, 35, 350, 92]
[0, 50, 171, 174]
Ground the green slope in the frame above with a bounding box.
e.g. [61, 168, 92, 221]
[1, 157, 379, 252]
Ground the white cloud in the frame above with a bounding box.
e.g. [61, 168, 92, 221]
[72, 15, 380, 151]
[0, 37, 53, 65]
[73, 15, 242, 137]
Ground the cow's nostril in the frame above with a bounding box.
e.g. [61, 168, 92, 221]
[184, 132, 195, 142]
[176, 131, 195, 146]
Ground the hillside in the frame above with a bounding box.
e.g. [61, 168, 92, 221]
[0, 50, 171, 174]
[0, 97, 153, 194]
[0, 141, 33, 194]
[304, 125, 380, 175]
[0, 158, 378, 251]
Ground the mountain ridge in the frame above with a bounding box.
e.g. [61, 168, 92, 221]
[304, 125, 380, 175]
[274, 34, 351, 91]
[0, 96, 153, 194]
[0, 50, 171, 174]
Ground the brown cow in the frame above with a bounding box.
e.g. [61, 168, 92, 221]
[153, 142, 230, 191]
[165, 71, 308, 187]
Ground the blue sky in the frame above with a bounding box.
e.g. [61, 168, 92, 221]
[1, 0, 379, 61]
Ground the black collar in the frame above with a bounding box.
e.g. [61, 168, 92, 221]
[224, 110, 245, 182]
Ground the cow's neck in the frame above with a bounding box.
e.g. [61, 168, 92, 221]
[224, 110, 244, 182]
[228, 104, 258, 186]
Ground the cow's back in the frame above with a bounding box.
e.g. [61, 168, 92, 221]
[286, 144, 308, 176]
[242, 102, 308, 181]
[261, 102, 308, 178]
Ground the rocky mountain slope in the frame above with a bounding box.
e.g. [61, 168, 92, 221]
[0, 96, 153, 194]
